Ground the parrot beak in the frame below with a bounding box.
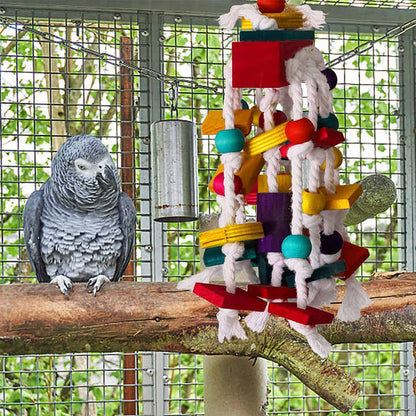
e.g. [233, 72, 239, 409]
[96, 164, 118, 190]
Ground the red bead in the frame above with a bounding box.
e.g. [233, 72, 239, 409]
[257, 0, 286, 13]
[212, 172, 243, 196]
[285, 118, 315, 144]
[259, 110, 288, 130]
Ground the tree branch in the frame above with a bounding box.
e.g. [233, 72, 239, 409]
[0, 272, 415, 412]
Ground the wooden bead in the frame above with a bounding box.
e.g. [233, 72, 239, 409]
[320, 147, 343, 170]
[285, 118, 315, 144]
[302, 189, 326, 215]
[257, 0, 286, 14]
[215, 128, 246, 153]
[281, 234, 312, 259]
[259, 110, 287, 129]
[321, 68, 337, 90]
[212, 172, 243, 196]
[320, 231, 343, 254]
[241, 99, 249, 110]
[199, 222, 264, 248]
[317, 113, 339, 130]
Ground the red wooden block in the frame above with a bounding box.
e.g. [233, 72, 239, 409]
[244, 179, 258, 205]
[247, 285, 297, 300]
[314, 127, 345, 149]
[232, 40, 314, 88]
[336, 241, 370, 281]
[268, 302, 334, 325]
[193, 283, 267, 311]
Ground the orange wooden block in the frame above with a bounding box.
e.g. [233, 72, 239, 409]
[209, 152, 265, 195]
[319, 184, 363, 210]
[202, 109, 253, 137]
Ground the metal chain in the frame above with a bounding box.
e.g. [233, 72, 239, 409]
[327, 17, 416, 68]
[0, 15, 219, 92]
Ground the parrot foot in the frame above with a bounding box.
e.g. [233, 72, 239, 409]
[50, 275, 73, 300]
[86, 275, 111, 297]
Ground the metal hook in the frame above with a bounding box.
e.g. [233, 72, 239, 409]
[168, 81, 179, 119]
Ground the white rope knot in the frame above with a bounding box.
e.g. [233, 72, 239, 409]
[285, 258, 313, 309]
[222, 242, 245, 293]
[217, 308, 247, 342]
[267, 252, 286, 287]
[218, 4, 277, 31]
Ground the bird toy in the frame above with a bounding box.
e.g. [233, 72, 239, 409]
[179, 0, 371, 357]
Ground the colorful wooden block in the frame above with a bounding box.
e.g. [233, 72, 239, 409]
[232, 40, 314, 88]
[202, 109, 253, 137]
[244, 122, 289, 155]
[244, 180, 258, 205]
[203, 240, 258, 267]
[314, 127, 345, 149]
[240, 30, 315, 42]
[194, 283, 267, 311]
[209, 152, 265, 195]
[241, 12, 304, 30]
[257, 192, 292, 253]
[336, 242, 369, 281]
[268, 302, 334, 325]
[282, 260, 347, 287]
[247, 284, 297, 300]
[257, 174, 292, 193]
[199, 222, 264, 249]
[319, 184, 363, 210]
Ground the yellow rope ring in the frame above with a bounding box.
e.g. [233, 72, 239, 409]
[199, 222, 264, 248]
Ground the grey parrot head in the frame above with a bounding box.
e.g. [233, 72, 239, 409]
[51, 135, 120, 210]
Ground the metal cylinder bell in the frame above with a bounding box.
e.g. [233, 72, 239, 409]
[151, 119, 199, 222]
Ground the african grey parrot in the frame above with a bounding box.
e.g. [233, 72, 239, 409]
[23, 135, 136, 298]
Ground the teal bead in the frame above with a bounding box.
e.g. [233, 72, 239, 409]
[241, 99, 249, 110]
[281, 235, 312, 259]
[215, 129, 245, 153]
[318, 113, 339, 130]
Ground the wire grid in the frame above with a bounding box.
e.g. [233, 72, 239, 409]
[159, 14, 409, 416]
[0, 5, 412, 416]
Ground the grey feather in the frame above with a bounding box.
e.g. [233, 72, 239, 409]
[23, 188, 49, 282]
[23, 135, 136, 287]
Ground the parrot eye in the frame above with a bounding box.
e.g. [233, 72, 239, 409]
[77, 164, 86, 171]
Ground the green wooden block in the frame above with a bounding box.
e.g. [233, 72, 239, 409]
[239, 30, 315, 42]
[203, 240, 257, 268]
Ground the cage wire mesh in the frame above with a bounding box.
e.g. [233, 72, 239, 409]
[0, 2, 414, 415]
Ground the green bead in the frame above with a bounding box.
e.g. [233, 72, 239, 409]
[215, 129, 245, 154]
[318, 113, 339, 130]
[241, 99, 249, 110]
[281, 235, 312, 259]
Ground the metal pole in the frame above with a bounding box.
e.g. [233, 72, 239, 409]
[120, 36, 138, 416]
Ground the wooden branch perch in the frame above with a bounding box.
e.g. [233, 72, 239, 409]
[1, 272, 415, 412]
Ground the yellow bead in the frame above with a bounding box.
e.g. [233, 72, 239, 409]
[302, 189, 326, 215]
[257, 174, 292, 193]
[320, 147, 343, 170]
[199, 222, 265, 249]
[251, 105, 262, 127]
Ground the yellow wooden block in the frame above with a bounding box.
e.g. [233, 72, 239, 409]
[302, 189, 326, 215]
[202, 109, 253, 137]
[241, 12, 304, 30]
[244, 122, 289, 156]
[319, 184, 363, 210]
[257, 174, 292, 193]
[209, 152, 265, 195]
[320, 147, 343, 170]
[199, 222, 264, 248]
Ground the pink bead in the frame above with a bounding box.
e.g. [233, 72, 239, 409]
[212, 172, 243, 196]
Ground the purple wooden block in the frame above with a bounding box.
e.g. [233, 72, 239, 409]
[257, 192, 292, 253]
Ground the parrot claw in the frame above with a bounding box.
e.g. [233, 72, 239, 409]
[50, 275, 73, 300]
[86, 275, 111, 297]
